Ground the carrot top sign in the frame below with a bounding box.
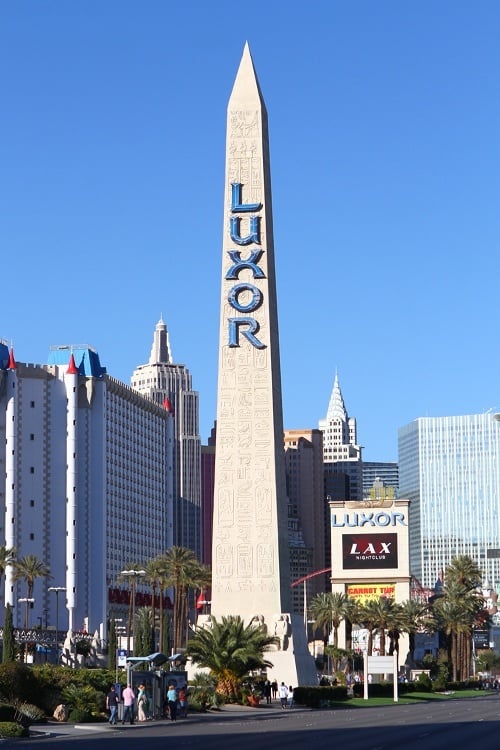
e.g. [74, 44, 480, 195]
[347, 583, 396, 604]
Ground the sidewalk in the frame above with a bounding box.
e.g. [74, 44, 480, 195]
[28, 702, 305, 741]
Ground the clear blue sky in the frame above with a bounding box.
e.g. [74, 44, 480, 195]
[1, 1, 498, 461]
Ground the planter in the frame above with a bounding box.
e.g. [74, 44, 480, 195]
[247, 695, 261, 707]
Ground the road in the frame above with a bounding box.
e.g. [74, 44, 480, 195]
[10, 695, 500, 750]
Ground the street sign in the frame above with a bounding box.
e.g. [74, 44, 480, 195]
[117, 649, 127, 667]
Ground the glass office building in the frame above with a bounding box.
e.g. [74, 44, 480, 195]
[398, 414, 500, 590]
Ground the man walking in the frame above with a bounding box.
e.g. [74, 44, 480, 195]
[122, 683, 135, 725]
[279, 682, 288, 709]
[106, 685, 119, 725]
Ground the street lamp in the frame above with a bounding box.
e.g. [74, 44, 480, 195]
[18, 597, 35, 629]
[18, 598, 35, 663]
[48, 587, 67, 664]
[120, 569, 146, 656]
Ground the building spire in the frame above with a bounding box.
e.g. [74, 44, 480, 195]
[325, 372, 347, 422]
[7, 348, 17, 370]
[148, 317, 172, 365]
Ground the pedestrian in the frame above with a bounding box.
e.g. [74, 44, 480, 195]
[137, 683, 148, 721]
[278, 681, 288, 709]
[167, 683, 178, 721]
[178, 686, 188, 718]
[106, 685, 119, 725]
[121, 683, 136, 725]
[264, 680, 272, 704]
[271, 679, 278, 700]
[287, 686, 294, 709]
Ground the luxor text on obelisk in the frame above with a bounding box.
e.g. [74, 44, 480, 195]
[209, 43, 317, 687]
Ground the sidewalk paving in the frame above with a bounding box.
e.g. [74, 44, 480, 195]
[28, 702, 305, 740]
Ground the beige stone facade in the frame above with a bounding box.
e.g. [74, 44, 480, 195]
[208, 45, 317, 687]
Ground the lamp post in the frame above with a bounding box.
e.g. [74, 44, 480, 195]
[18, 597, 35, 630]
[120, 569, 146, 656]
[18, 598, 35, 663]
[48, 586, 67, 664]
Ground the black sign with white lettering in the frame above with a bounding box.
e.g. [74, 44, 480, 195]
[342, 534, 398, 570]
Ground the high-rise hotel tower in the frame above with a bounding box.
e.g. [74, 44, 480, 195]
[132, 318, 201, 557]
[399, 413, 500, 590]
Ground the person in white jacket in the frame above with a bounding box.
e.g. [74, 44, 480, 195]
[278, 682, 289, 709]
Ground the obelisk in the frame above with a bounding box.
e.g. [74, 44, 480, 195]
[210, 43, 317, 687]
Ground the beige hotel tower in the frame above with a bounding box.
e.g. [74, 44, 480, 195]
[209, 44, 317, 686]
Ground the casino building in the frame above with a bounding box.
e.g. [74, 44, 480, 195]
[0, 339, 173, 643]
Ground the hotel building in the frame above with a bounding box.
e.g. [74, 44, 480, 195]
[398, 413, 500, 591]
[131, 318, 201, 558]
[0, 340, 173, 640]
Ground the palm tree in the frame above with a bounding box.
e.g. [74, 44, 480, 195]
[397, 599, 429, 664]
[354, 599, 381, 656]
[445, 555, 482, 589]
[309, 592, 350, 650]
[144, 556, 166, 652]
[361, 596, 399, 656]
[158, 547, 211, 652]
[426, 557, 484, 681]
[0, 545, 16, 590]
[12, 554, 50, 627]
[185, 614, 278, 699]
[430, 578, 483, 681]
[135, 606, 154, 656]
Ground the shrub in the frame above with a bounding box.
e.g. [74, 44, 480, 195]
[15, 702, 45, 726]
[293, 685, 348, 708]
[61, 683, 101, 717]
[415, 672, 433, 693]
[0, 704, 17, 722]
[0, 663, 38, 704]
[0, 721, 29, 738]
[68, 708, 93, 723]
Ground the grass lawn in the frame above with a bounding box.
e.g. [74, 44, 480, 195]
[326, 689, 497, 709]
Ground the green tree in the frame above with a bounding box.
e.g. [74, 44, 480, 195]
[428, 556, 483, 681]
[2, 604, 16, 663]
[157, 547, 211, 652]
[357, 596, 399, 656]
[354, 600, 381, 656]
[12, 555, 51, 627]
[134, 607, 154, 656]
[397, 599, 429, 664]
[309, 592, 350, 652]
[185, 615, 278, 699]
[144, 556, 166, 652]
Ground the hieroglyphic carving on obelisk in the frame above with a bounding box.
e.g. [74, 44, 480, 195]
[211, 42, 290, 618]
[210, 44, 317, 686]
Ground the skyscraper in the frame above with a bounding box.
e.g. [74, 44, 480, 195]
[399, 413, 500, 590]
[284, 429, 326, 611]
[131, 317, 201, 557]
[210, 44, 316, 686]
[319, 373, 363, 501]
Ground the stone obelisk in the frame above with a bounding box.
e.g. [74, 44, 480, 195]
[210, 43, 317, 687]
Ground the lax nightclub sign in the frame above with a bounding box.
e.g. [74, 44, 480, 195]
[225, 183, 266, 350]
[342, 533, 398, 570]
